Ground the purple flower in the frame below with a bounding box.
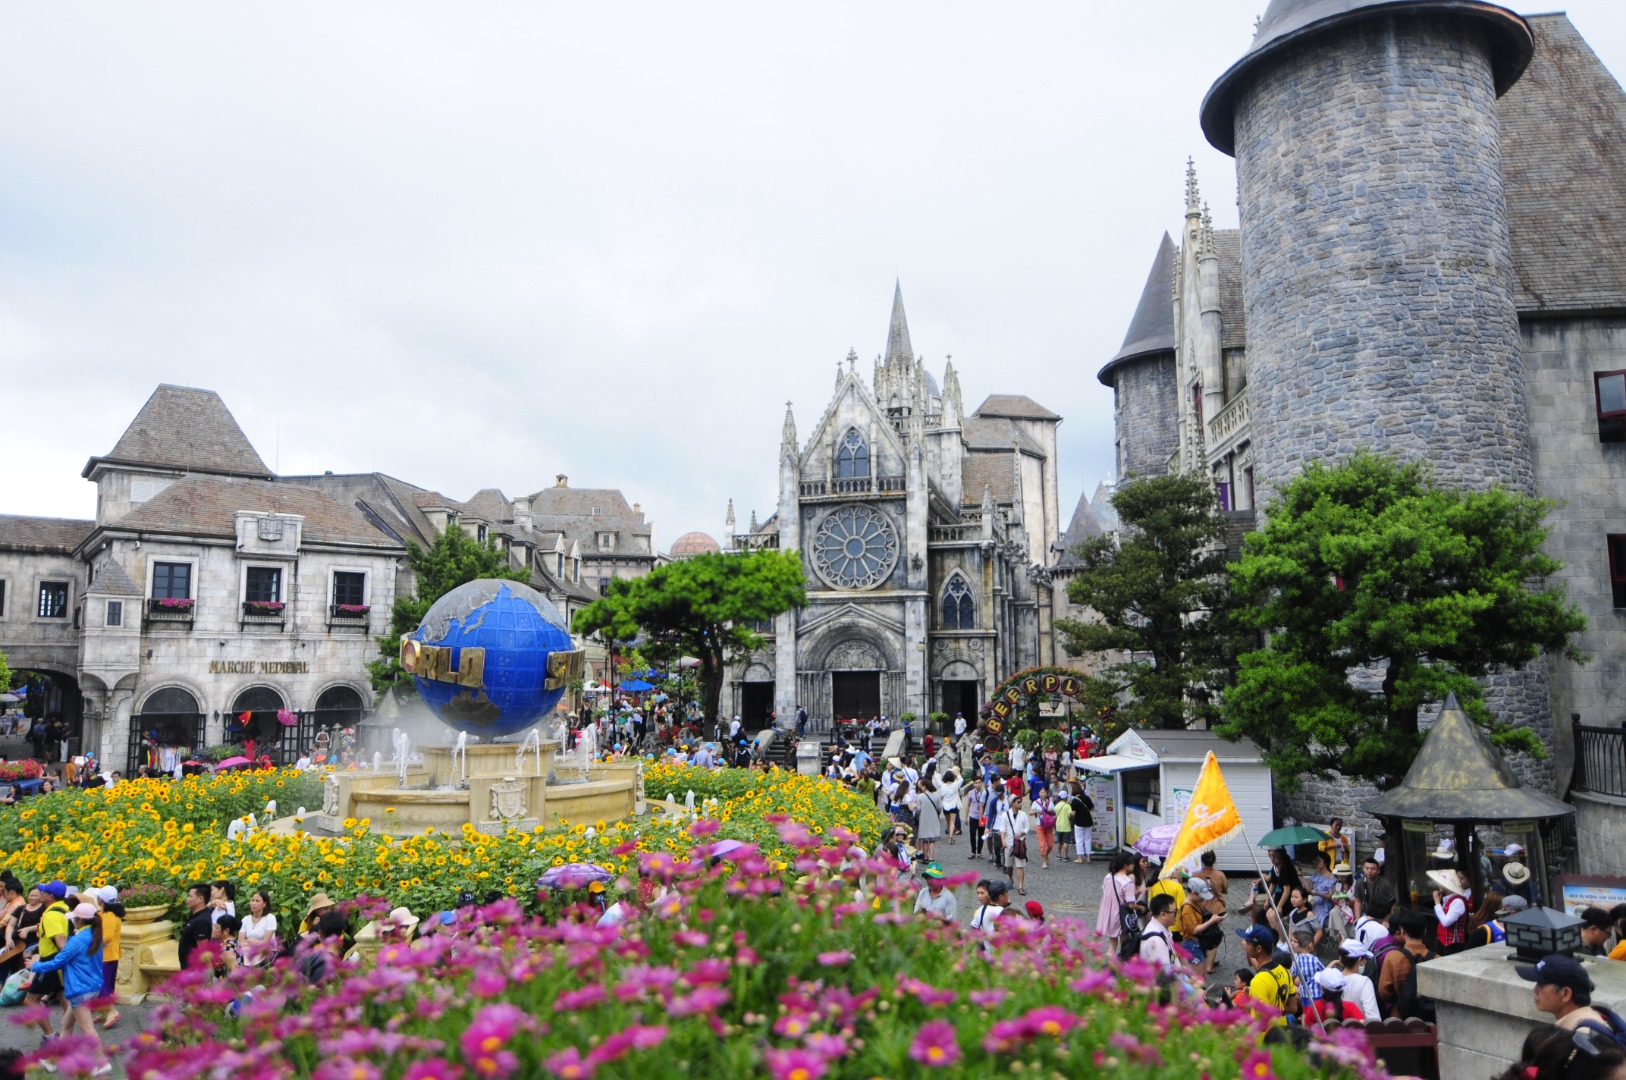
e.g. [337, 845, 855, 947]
[1023, 1005, 1076, 1038]
[764, 1047, 829, 1080]
[403, 1062, 463, 1080]
[554, 985, 607, 1013]
[816, 950, 852, 967]
[544, 1047, 596, 1080]
[908, 1020, 962, 1069]
[461, 1003, 525, 1061]
[968, 988, 1008, 1007]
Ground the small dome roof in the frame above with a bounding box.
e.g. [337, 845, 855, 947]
[670, 531, 721, 558]
[1200, 0, 1533, 155]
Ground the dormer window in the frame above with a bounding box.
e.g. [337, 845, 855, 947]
[598, 533, 615, 551]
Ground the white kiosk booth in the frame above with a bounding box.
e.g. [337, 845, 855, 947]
[1076, 728, 1275, 873]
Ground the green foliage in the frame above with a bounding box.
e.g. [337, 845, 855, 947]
[1040, 728, 1067, 752]
[1013, 729, 1040, 750]
[0, 649, 11, 695]
[573, 550, 808, 726]
[1056, 473, 1243, 729]
[368, 526, 530, 698]
[1218, 453, 1588, 789]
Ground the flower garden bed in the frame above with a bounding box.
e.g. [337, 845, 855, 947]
[106, 817, 1383, 1080]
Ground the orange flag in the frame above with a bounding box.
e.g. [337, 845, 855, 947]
[1160, 751, 1245, 878]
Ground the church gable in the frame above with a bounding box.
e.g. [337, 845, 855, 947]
[798, 368, 909, 486]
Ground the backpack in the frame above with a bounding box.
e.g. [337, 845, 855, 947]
[1363, 935, 1401, 985]
[1259, 960, 1302, 1017]
[1381, 945, 1438, 1022]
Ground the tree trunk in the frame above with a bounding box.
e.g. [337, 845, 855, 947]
[699, 643, 726, 729]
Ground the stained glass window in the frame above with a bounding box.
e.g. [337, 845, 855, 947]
[941, 574, 975, 629]
[835, 428, 870, 479]
[811, 505, 898, 589]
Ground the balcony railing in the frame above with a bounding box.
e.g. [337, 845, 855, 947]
[1208, 385, 1251, 446]
[930, 524, 980, 543]
[732, 533, 780, 551]
[146, 598, 195, 624]
[1574, 720, 1626, 799]
[241, 600, 287, 628]
[328, 604, 371, 628]
[799, 475, 908, 498]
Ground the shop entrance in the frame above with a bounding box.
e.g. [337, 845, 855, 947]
[832, 672, 881, 722]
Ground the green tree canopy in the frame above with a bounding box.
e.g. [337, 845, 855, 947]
[572, 550, 807, 726]
[1056, 473, 1242, 730]
[368, 526, 531, 697]
[1216, 452, 1587, 789]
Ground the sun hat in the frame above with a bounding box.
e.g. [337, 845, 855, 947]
[1333, 863, 1353, 877]
[1503, 861, 1531, 885]
[1314, 967, 1347, 993]
[1431, 838, 1456, 861]
[1498, 895, 1531, 917]
[383, 906, 420, 929]
[921, 864, 945, 880]
[1427, 870, 1467, 898]
[69, 903, 98, 922]
[304, 892, 336, 920]
[1338, 939, 1373, 960]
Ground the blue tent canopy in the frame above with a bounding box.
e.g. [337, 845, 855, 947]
[618, 679, 655, 692]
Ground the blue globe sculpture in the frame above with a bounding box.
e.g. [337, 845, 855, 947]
[406, 579, 576, 738]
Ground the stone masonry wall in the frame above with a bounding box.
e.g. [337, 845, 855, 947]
[1233, 16, 1534, 500]
[1521, 317, 1626, 787]
[1112, 353, 1178, 479]
[1231, 14, 1555, 792]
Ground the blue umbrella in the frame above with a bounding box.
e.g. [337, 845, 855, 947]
[618, 679, 655, 692]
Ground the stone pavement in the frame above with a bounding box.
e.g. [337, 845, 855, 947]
[0, 1001, 155, 1078]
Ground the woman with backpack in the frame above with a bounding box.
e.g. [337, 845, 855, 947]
[24, 902, 110, 1075]
[1033, 787, 1057, 870]
[1095, 852, 1145, 956]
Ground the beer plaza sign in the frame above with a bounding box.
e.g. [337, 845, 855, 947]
[985, 667, 1095, 723]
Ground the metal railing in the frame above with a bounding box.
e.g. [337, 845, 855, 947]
[1574, 720, 1626, 798]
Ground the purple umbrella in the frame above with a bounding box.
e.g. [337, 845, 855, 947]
[708, 839, 749, 859]
[536, 863, 614, 889]
[1132, 822, 1182, 859]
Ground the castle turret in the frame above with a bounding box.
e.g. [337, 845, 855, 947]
[1097, 233, 1178, 480]
[1200, 0, 1535, 498]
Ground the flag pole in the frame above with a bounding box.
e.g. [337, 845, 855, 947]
[1238, 822, 1309, 1010]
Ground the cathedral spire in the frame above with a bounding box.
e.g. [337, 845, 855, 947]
[1186, 157, 1202, 218]
[1201, 202, 1216, 257]
[781, 401, 797, 456]
[884, 279, 914, 364]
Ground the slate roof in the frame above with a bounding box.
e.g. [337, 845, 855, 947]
[1089, 482, 1120, 533]
[962, 454, 1017, 507]
[1051, 491, 1104, 567]
[1214, 229, 1247, 350]
[973, 394, 1060, 422]
[1201, 0, 1533, 154]
[962, 416, 1047, 457]
[111, 477, 403, 549]
[1501, 14, 1626, 316]
[278, 473, 439, 548]
[1099, 234, 1178, 385]
[462, 488, 513, 522]
[89, 559, 143, 597]
[0, 515, 94, 553]
[527, 483, 654, 559]
[83, 385, 272, 480]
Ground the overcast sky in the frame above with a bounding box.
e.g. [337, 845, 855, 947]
[6, 2, 1625, 549]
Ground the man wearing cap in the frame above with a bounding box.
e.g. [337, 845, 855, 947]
[913, 865, 957, 922]
[1237, 924, 1298, 1021]
[1578, 907, 1613, 958]
[23, 880, 70, 1042]
[1023, 900, 1045, 925]
[1518, 954, 1610, 1031]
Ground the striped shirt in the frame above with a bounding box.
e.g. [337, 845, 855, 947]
[1292, 952, 1326, 1002]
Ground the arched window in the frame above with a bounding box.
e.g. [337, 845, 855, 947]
[140, 687, 200, 716]
[835, 428, 870, 479]
[314, 685, 365, 726]
[230, 686, 287, 745]
[941, 575, 975, 630]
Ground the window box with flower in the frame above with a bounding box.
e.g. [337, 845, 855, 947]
[146, 596, 196, 623]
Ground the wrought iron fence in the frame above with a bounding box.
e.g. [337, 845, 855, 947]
[1573, 720, 1626, 799]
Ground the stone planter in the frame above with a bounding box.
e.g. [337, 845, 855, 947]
[114, 905, 178, 1004]
[123, 905, 168, 923]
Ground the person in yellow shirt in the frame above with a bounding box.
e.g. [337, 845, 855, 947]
[91, 886, 122, 1028]
[1146, 866, 1187, 914]
[1606, 904, 1626, 961]
[1237, 924, 1299, 1024]
[24, 880, 70, 1042]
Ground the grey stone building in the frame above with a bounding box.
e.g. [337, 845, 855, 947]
[726, 284, 1065, 727]
[1100, 4, 1626, 812]
[0, 384, 650, 769]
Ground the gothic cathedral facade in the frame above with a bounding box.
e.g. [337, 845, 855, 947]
[726, 285, 1064, 727]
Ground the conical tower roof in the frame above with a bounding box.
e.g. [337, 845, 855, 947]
[1098, 233, 1177, 387]
[1201, 0, 1533, 155]
[884, 279, 913, 363]
[1363, 693, 1573, 821]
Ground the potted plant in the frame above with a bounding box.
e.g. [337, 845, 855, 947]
[333, 603, 370, 617]
[120, 882, 179, 923]
[1013, 729, 1040, 751]
[928, 711, 949, 735]
[1040, 728, 1067, 753]
[244, 600, 286, 616]
[0, 760, 44, 782]
[151, 597, 195, 612]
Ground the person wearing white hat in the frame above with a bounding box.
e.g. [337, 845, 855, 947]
[1429, 869, 1472, 954]
[25, 901, 111, 1075]
[1305, 966, 1364, 1025]
[1500, 859, 1537, 904]
[1333, 939, 1381, 1021]
[89, 886, 123, 1030]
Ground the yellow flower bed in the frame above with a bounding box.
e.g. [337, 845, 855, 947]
[0, 766, 885, 937]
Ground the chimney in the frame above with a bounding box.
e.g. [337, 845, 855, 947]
[513, 496, 532, 532]
[555, 474, 568, 488]
[633, 502, 643, 521]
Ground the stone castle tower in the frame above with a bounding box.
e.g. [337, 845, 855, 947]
[1200, 0, 1538, 499]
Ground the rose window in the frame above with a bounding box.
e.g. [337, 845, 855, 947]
[811, 505, 899, 590]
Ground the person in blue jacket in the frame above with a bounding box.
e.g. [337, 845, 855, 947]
[26, 902, 109, 1076]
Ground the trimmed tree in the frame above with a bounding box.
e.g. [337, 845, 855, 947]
[572, 550, 807, 726]
[1217, 452, 1588, 789]
[368, 527, 531, 697]
[1056, 473, 1242, 730]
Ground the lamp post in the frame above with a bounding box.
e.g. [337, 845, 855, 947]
[1504, 906, 1584, 963]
